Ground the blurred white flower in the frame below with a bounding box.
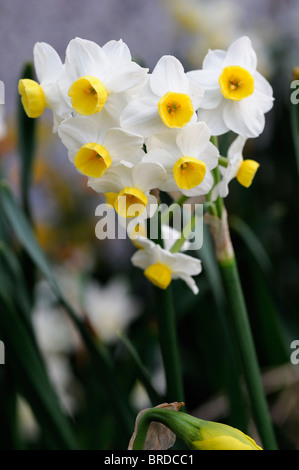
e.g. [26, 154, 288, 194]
[44, 354, 79, 416]
[82, 277, 141, 343]
[17, 396, 39, 442]
[32, 305, 77, 356]
[188, 36, 274, 137]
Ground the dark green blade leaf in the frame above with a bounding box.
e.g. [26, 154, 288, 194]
[0, 293, 78, 449]
[118, 332, 164, 406]
[0, 180, 135, 437]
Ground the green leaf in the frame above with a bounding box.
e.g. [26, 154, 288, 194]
[118, 332, 164, 406]
[0, 293, 78, 449]
[229, 215, 272, 276]
[0, 180, 135, 437]
[229, 215, 289, 366]
[196, 224, 248, 432]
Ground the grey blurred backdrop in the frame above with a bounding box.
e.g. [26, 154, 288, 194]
[1, 0, 299, 115]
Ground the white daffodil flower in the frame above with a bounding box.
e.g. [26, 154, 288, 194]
[18, 42, 72, 130]
[120, 55, 204, 137]
[88, 161, 167, 219]
[61, 38, 148, 118]
[212, 135, 260, 200]
[131, 237, 202, 294]
[58, 115, 144, 178]
[187, 36, 274, 138]
[83, 277, 141, 344]
[142, 122, 219, 196]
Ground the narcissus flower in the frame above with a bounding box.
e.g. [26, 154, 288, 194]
[88, 161, 167, 219]
[212, 135, 260, 200]
[187, 36, 274, 137]
[62, 38, 148, 117]
[131, 237, 202, 294]
[18, 42, 72, 129]
[58, 115, 144, 178]
[120, 55, 204, 137]
[143, 122, 219, 196]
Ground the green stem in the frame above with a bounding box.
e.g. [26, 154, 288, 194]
[170, 212, 198, 253]
[132, 409, 186, 450]
[219, 253, 277, 450]
[160, 194, 188, 225]
[218, 156, 229, 168]
[154, 285, 185, 406]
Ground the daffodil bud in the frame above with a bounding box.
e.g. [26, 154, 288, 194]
[130, 405, 262, 450]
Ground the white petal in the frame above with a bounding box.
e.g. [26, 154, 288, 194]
[42, 82, 72, 122]
[170, 252, 202, 276]
[120, 96, 161, 138]
[187, 76, 204, 110]
[105, 60, 148, 93]
[58, 116, 100, 158]
[104, 128, 144, 164]
[197, 101, 228, 136]
[173, 273, 199, 294]
[65, 37, 108, 82]
[227, 135, 247, 160]
[102, 39, 132, 63]
[176, 122, 211, 157]
[223, 98, 265, 138]
[133, 162, 167, 192]
[146, 128, 180, 157]
[187, 69, 220, 90]
[202, 49, 226, 70]
[150, 55, 189, 97]
[198, 141, 220, 169]
[224, 36, 257, 73]
[34, 42, 63, 84]
[254, 72, 274, 113]
[142, 149, 177, 192]
[142, 148, 176, 170]
[131, 241, 161, 269]
[88, 165, 126, 193]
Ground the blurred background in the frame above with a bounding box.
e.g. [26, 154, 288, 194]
[0, 0, 299, 450]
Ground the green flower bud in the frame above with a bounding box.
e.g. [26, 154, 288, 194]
[130, 405, 262, 450]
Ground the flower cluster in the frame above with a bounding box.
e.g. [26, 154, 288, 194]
[18, 36, 274, 294]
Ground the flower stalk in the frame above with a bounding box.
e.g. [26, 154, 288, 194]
[205, 206, 278, 450]
[154, 285, 185, 406]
